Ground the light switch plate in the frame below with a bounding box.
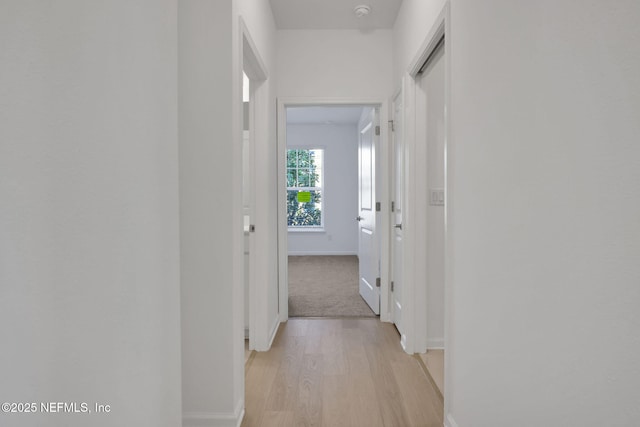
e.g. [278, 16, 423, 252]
[430, 188, 445, 206]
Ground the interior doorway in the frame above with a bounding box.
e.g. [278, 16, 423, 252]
[278, 102, 390, 320]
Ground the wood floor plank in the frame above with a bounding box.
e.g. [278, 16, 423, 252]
[283, 318, 310, 337]
[321, 324, 346, 375]
[294, 354, 324, 427]
[265, 336, 305, 411]
[259, 411, 294, 427]
[364, 341, 413, 427]
[321, 375, 351, 427]
[322, 349, 347, 376]
[243, 319, 443, 427]
[343, 328, 372, 377]
[345, 367, 385, 427]
[419, 350, 445, 396]
[391, 358, 444, 426]
[340, 328, 385, 427]
[341, 318, 360, 329]
[243, 347, 283, 427]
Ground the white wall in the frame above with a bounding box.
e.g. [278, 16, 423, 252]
[179, 1, 238, 420]
[180, 0, 278, 425]
[287, 124, 359, 255]
[277, 29, 394, 99]
[0, 2, 181, 427]
[392, 0, 447, 84]
[398, 0, 640, 425]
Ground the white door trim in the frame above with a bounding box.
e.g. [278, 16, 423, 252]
[390, 86, 404, 334]
[276, 98, 392, 323]
[240, 17, 271, 352]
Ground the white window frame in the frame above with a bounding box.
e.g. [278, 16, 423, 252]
[286, 147, 325, 231]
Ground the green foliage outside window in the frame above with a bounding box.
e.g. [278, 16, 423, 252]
[287, 149, 323, 227]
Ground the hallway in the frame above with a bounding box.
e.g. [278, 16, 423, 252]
[242, 318, 443, 427]
[3, 1, 639, 426]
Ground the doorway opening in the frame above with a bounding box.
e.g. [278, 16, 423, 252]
[278, 102, 389, 319]
[240, 17, 271, 354]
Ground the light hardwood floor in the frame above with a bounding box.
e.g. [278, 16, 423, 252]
[418, 350, 444, 398]
[245, 339, 253, 364]
[243, 318, 443, 427]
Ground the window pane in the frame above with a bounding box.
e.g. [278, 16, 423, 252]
[309, 168, 319, 187]
[287, 168, 297, 187]
[310, 149, 323, 188]
[297, 169, 310, 187]
[309, 149, 319, 163]
[287, 149, 297, 168]
[297, 150, 310, 168]
[287, 148, 324, 228]
[287, 190, 322, 227]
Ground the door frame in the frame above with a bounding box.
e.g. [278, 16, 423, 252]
[390, 86, 404, 332]
[399, 2, 451, 358]
[276, 98, 392, 323]
[240, 17, 271, 352]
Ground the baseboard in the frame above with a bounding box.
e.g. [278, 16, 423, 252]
[236, 406, 245, 427]
[444, 413, 459, 427]
[183, 399, 244, 427]
[400, 333, 408, 352]
[267, 316, 280, 349]
[427, 337, 444, 349]
[287, 251, 357, 256]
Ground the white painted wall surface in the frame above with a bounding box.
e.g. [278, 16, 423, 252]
[277, 30, 394, 99]
[396, 0, 640, 425]
[180, 0, 278, 424]
[392, 0, 447, 84]
[287, 124, 359, 255]
[179, 0, 241, 422]
[0, 2, 181, 426]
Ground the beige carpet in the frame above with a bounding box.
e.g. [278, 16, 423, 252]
[288, 255, 377, 317]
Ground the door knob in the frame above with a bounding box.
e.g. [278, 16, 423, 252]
[356, 216, 363, 221]
[394, 223, 402, 230]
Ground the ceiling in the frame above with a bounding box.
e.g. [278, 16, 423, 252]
[286, 106, 365, 125]
[269, 0, 403, 30]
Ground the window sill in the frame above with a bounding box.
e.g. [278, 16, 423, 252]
[288, 228, 325, 233]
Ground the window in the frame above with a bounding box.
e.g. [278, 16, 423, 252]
[287, 148, 324, 228]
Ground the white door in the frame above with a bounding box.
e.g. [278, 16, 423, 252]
[357, 108, 379, 315]
[391, 93, 404, 332]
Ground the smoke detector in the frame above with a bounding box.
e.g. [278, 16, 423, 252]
[354, 5, 371, 18]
